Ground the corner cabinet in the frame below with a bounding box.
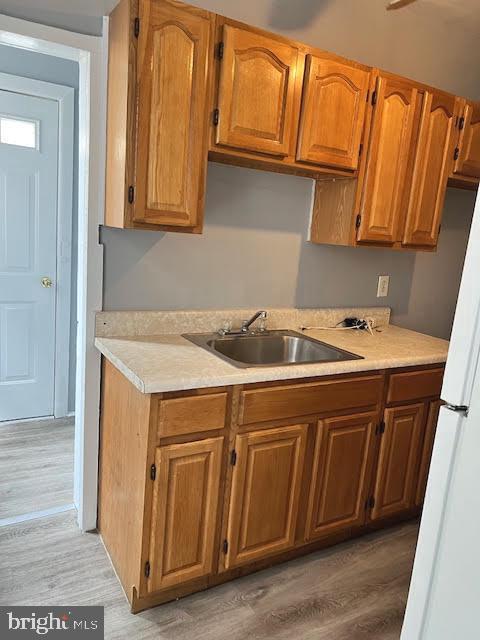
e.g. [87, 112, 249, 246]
[311, 72, 462, 251]
[105, 0, 214, 232]
[99, 360, 444, 613]
[453, 99, 480, 180]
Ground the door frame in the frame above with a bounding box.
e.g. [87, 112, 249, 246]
[0, 14, 107, 531]
[0, 71, 74, 419]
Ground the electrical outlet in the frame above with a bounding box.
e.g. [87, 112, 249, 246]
[377, 275, 390, 297]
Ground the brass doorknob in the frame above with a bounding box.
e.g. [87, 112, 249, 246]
[41, 277, 53, 288]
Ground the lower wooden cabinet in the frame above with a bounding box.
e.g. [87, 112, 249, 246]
[147, 437, 223, 591]
[415, 400, 442, 506]
[305, 413, 376, 540]
[98, 361, 444, 612]
[371, 403, 425, 520]
[225, 424, 307, 568]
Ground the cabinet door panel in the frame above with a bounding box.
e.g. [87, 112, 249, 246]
[134, 1, 212, 227]
[454, 100, 480, 179]
[297, 56, 370, 170]
[216, 25, 299, 157]
[415, 400, 441, 506]
[148, 437, 223, 591]
[403, 92, 457, 247]
[371, 404, 425, 520]
[358, 75, 421, 244]
[306, 413, 376, 540]
[225, 424, 307, 568]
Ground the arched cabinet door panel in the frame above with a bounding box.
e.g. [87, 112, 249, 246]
[297, 56, 370, 170]
[134, 0, 213, 227]
[215, 24, 299, 157]
[403, 91, 457, 247]
[357, 74, 421, 245]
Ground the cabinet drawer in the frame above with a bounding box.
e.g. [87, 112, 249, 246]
[239, 376, 383, 425]
[387, 368, 444, 404]
[157, 393, 227, 438]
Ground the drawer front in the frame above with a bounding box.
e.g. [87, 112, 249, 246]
[239, 376, 383, 425]
[157, 393, 227, 438]
[387, 368, 444, 405]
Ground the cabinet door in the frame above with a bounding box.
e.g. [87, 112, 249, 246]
[371, 404, 425, 521]
[297, 56, 370, 170]
[225, 424, 307, 568]
[215, 24, 299, 157]
[306, 413, 376, 541]
[403, 92, 457, 247]
[147, 437, 223, 592]
[454, 100, 480, 178]
[357, 75, 421, 244]
[134, 0, 213, 228]
[415, 400, 441, 506]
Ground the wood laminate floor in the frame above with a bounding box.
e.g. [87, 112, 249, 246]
[0, 511, 418, 640]
[0, 417, 74, 520]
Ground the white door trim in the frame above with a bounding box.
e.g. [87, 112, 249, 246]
[0, 14, 107, 531]
[0, 71, 74, 419]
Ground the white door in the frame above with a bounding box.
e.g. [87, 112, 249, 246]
[0, 89, 59, 421]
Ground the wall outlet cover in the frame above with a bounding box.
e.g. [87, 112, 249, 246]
[377, 275, 390, 297]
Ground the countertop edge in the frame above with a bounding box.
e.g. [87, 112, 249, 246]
[95, 337, 447, 395]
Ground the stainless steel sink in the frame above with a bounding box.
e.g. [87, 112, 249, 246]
[183, 330, 363, 368]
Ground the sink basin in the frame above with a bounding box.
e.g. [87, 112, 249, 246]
[183, 330, 363, 368]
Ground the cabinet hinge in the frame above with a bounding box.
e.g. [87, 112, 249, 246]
[128, 185, 135, 204]
[355, 214, 362, 229]
[371, 90, 377, 106]
[376, 420, 385, 435]
[366, 89, 370, 103]
[459, 116, 465, 131]
[150, 463, 156, 481]
[222, 539, 229, 554]
[213, 108, 220, 126]
[359, 143, 363, 157]
[217, 41, 224, 60]
[454, 147, 460, 161]
[144, 561, 150, 578]
[134, 17, 140, 38]
[230, 449, 237, 466]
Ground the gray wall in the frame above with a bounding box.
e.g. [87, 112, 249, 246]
[102, 0, 479, 340]
[0, 44, 79, 411]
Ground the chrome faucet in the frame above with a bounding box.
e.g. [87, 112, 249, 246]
[241, 310, 267, 333]
[218, 310, 268, 336]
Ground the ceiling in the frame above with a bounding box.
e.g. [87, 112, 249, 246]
[0, 0, 120, 17]
[0, 0, 479, 19]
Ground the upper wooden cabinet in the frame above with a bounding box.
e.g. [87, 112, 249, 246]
[105, 0, 214, 232]
[105, 0, 477, 240]
[134, 0, 213, 228]
[357, 74, 421, 244]
[297, 56, 370, 170]
[403, 91, 457, 247]
[215, 24, 299, 157]
[225, 424, 307, 569]
[453, 100, 480, 179]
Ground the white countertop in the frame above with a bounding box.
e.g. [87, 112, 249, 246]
[95, 324, 449, 394]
